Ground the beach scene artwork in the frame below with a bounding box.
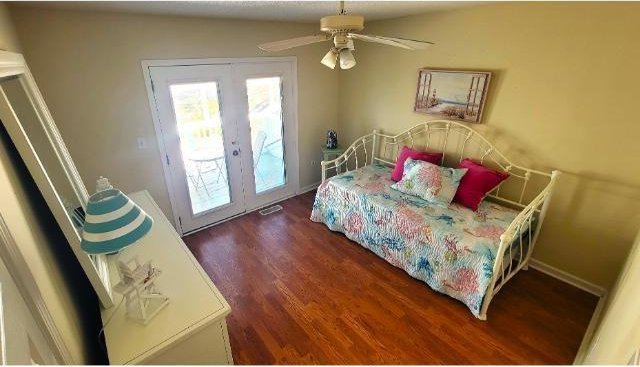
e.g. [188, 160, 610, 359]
[414, 69, 491, 123]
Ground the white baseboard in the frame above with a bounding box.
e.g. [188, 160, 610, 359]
[529, 258, 607, 297]
[573, 293, 608, 364]
[298, 181, 320, 195]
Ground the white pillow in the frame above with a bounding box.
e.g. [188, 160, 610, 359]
[391, 158, 468, 206]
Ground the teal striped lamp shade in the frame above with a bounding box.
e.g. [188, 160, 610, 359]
[81, 189, 153, 255]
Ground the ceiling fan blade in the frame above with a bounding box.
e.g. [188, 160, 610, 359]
[348, 33, 433, 50]
[259, 34, 331, 52]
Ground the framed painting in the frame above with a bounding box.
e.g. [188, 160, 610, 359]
[414, 69, 491, 123]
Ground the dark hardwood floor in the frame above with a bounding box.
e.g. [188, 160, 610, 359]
[184, 191, 598, 364]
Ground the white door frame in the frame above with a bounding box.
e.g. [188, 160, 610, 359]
[141, 57, 299, 235]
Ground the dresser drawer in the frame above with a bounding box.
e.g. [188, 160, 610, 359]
[143, 320, 233, 365]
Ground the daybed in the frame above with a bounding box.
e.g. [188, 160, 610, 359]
[310, 120, 560, 319]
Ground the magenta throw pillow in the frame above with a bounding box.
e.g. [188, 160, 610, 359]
[453, 158, 510, 211]
[390, 146, 443, 182]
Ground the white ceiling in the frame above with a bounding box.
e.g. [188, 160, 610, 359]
[13, 1, 481, 23]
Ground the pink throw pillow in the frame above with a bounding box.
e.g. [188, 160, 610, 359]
[391, 146, 443, 182]
[453, 159, 510, 211]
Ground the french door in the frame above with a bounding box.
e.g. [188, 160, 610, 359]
[147, 60, 298, 234]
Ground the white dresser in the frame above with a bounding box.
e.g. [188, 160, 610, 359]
[100, 190, 233, 364]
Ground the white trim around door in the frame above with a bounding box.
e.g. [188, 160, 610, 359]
[142, 57, 299, 236]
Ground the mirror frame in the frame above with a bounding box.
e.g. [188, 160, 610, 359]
[0, 50, 113, 307]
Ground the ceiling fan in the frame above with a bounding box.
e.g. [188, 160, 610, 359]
[258, 1, 434, 70]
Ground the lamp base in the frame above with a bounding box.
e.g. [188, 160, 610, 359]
[113, 256, 170, 326]
[126, 294, 169, 325]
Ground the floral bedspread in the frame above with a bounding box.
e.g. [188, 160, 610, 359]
[310, 164, 521, 317]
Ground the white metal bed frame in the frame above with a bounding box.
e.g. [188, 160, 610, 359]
[320, 119, 560, 319]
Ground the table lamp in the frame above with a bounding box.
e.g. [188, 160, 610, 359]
[81, 178, 169, 325]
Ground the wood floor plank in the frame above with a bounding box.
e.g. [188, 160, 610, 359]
[184, 191, 598, 364]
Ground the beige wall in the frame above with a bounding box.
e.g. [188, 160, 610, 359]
[583, 229, 640, 363]
[338, 2, 640, 288]
[0, 3, 96, 363]
[0, 3, 19, 52]
[10, 6, 339, 219]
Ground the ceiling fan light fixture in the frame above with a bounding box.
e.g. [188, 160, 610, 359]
[321, 49, 338, 69]
[339, 49, 356, 69]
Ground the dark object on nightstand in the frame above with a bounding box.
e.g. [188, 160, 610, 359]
[326, 129, 338, 149]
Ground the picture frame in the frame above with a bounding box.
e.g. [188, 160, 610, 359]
[414, 69, 491, 123]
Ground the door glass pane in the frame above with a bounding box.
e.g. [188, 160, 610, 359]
[246, 77, 286, 193]
[169, 82, 230, 215]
